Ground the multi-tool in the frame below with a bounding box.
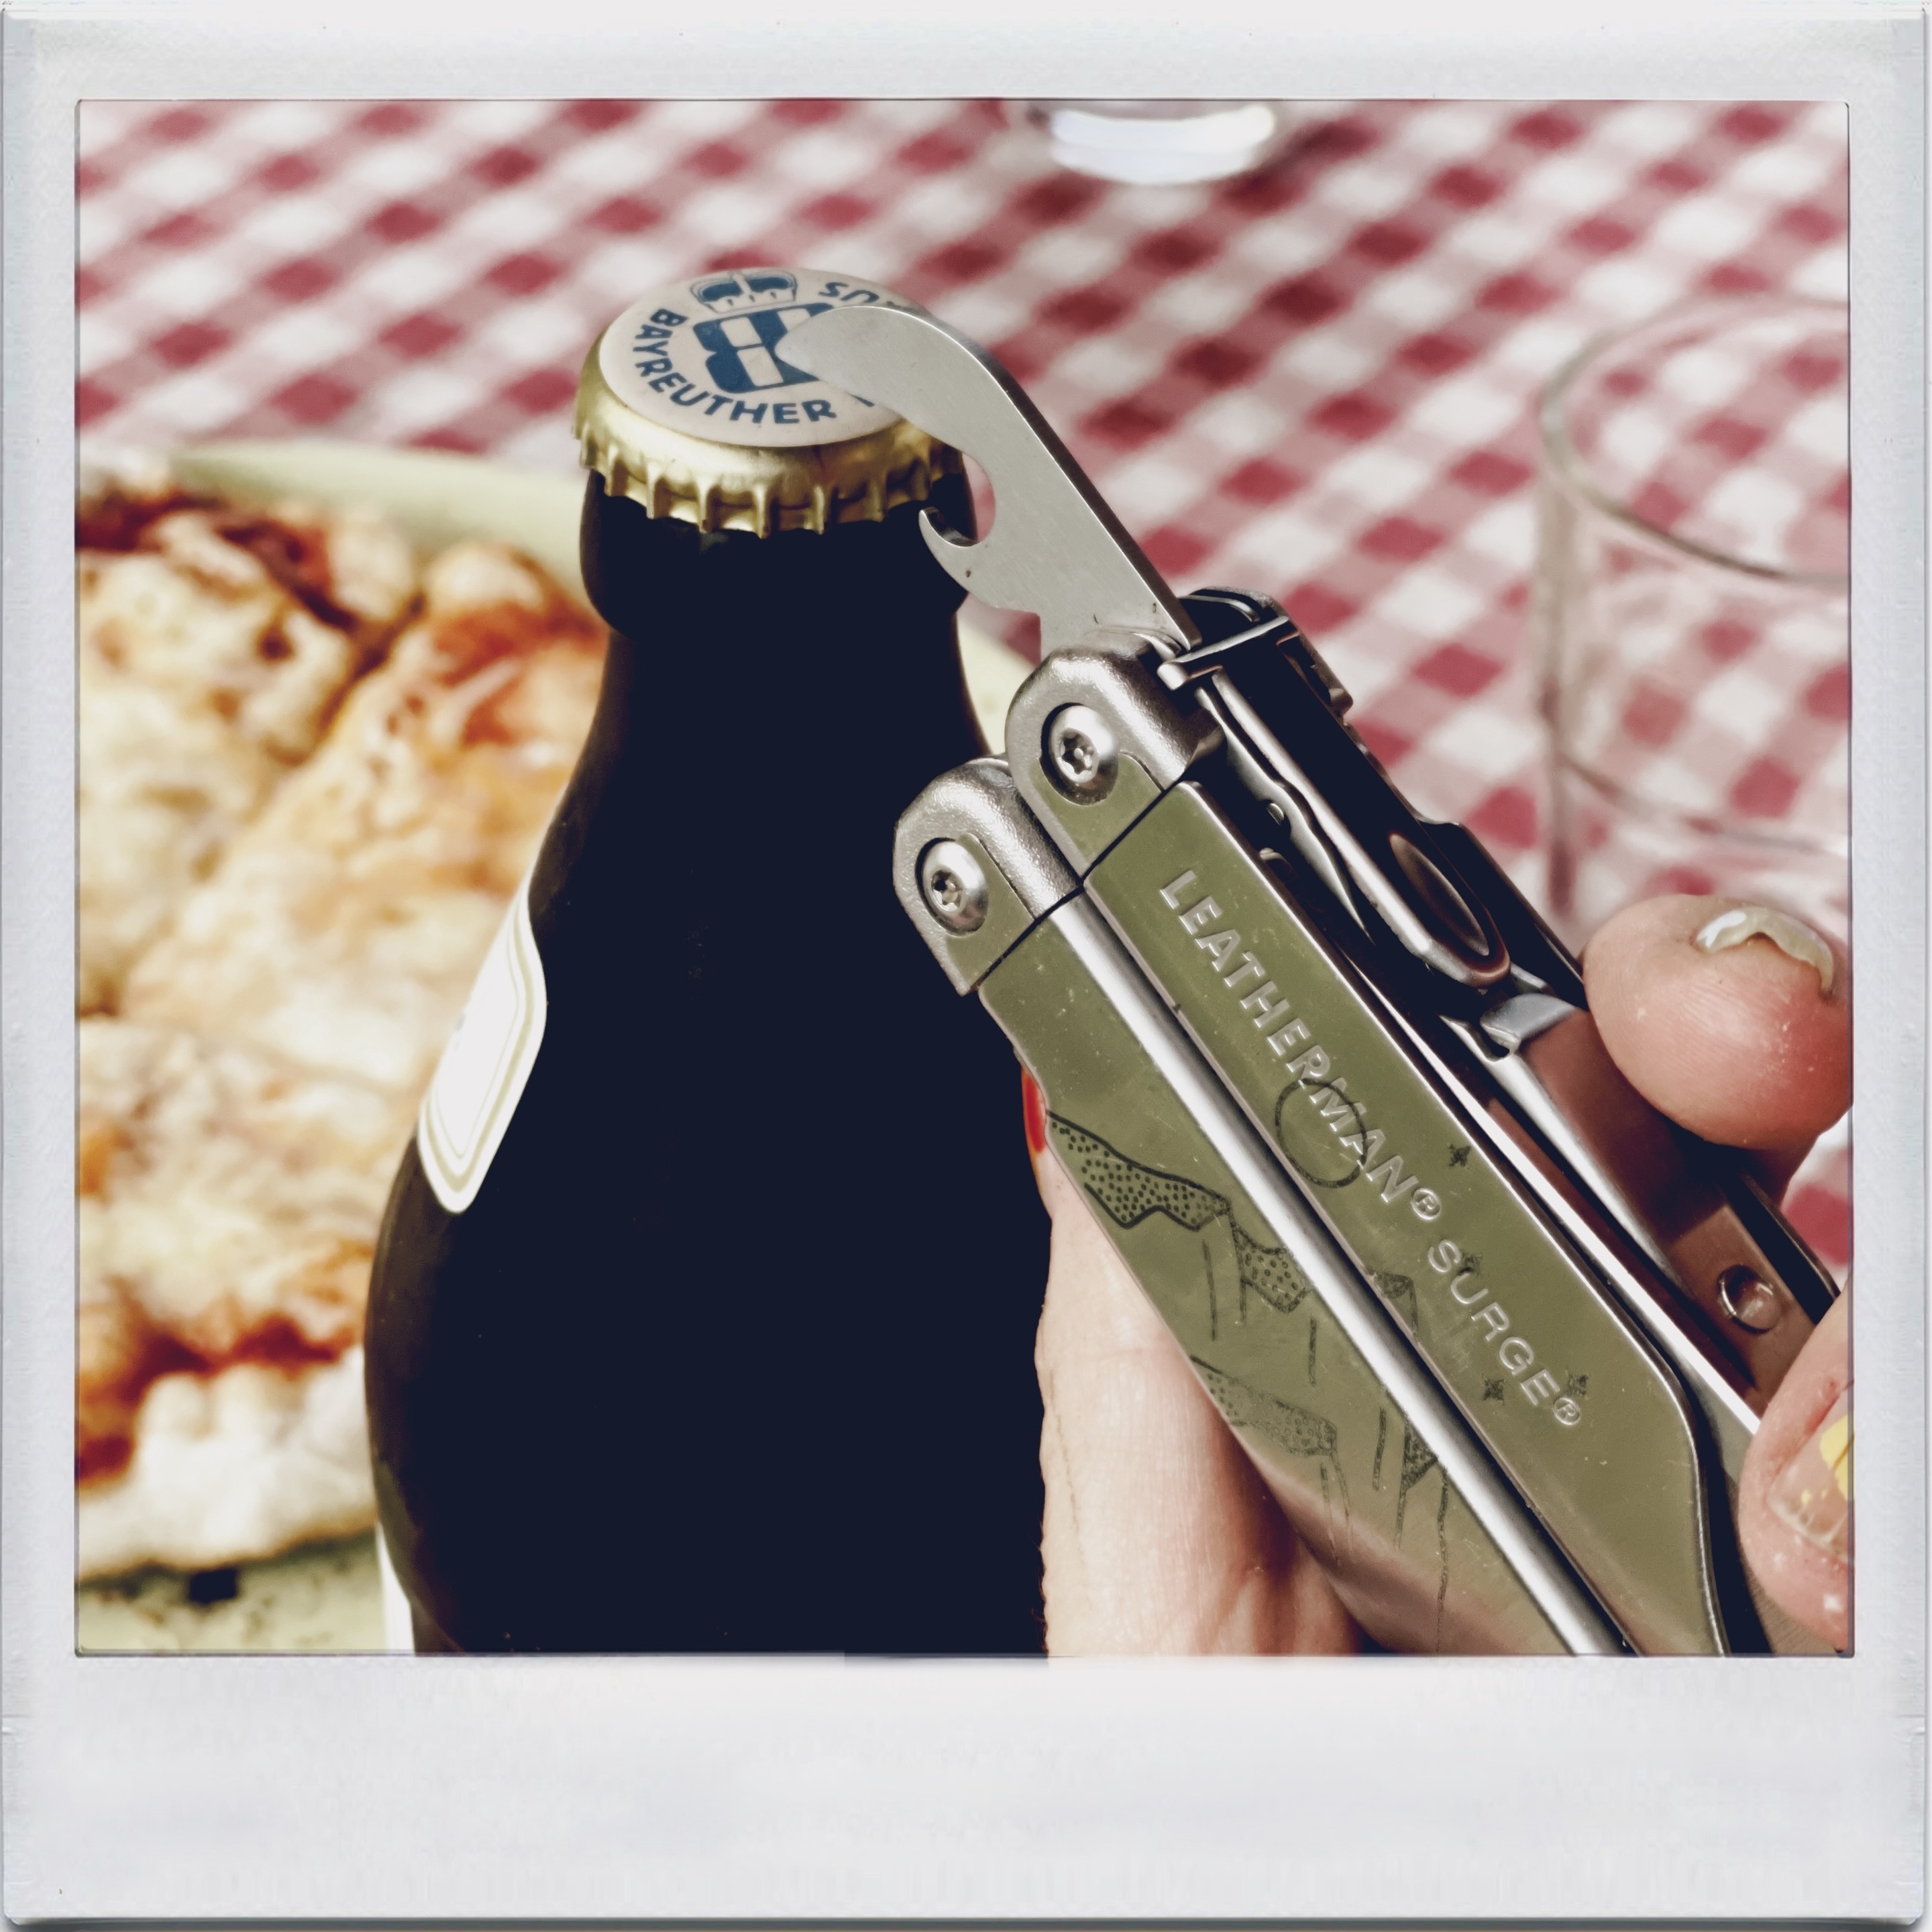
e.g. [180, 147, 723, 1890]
[790, 301, 1840, 1656]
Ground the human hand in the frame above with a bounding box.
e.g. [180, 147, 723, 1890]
[1027, 893, 1851, 1654]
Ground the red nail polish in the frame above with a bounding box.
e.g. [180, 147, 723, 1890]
[1021, 1067, 1047, 1157]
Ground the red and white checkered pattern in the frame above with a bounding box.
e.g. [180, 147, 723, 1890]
[76, 96, 1851, 1268]
[1562, 301, 1847, 575]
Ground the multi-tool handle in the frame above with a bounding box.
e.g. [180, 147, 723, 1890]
[896, 601, 1839, 1656]
[790, 297, 1840, 1654]
[900, 760, 1623, 1656]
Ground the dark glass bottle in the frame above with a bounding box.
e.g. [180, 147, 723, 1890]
[364, 273, 1049, 1654]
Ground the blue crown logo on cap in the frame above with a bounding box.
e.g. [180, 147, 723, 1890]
[690, 270, 798, 313]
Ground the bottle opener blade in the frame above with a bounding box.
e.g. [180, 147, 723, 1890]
[787, 302, 1197, 657]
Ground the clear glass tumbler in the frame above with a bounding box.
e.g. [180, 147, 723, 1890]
[1535, 295, 1849, 948]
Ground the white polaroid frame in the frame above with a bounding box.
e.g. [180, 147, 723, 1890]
[4, 2, 1923, 1921]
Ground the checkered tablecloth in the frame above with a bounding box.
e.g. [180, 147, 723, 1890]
[75, 95, 1851, 1267]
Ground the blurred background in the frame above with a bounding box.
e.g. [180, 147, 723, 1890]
[75, 95, 1850, 1645]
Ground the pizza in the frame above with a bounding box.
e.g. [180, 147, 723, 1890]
[120, 540, 606, 1099]
[77, 477, 606, 1581]
[77, 1020, 411, 1578]
[78, 462, 419, 1013]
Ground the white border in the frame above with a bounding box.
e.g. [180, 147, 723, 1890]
[5, 3, 1923, 1921]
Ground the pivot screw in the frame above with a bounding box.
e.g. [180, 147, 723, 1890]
[919, 839, 989, 934]
[1717, 1265, 1782, 1334]
[1044, 704, 1118, 801]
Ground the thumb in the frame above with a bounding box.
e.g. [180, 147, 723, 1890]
[1582, 894, 1849, 1190]
[1739, 1291, 1851, 1650]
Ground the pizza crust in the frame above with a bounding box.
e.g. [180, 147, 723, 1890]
[78, 1350, 379, 1582]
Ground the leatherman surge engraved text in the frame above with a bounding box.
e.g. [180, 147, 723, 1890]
[790, 301, 1841, 1656]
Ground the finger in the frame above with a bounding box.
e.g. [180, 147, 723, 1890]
[1582, 895, 1849, 1179]
[1024, 1072, 1357, 1656]
[1739, 1291, 1850, 1650]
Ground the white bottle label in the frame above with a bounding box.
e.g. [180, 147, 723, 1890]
[417, 879, 547, 1214]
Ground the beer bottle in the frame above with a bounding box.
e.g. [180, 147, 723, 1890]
[363, 268, 1049, 1654]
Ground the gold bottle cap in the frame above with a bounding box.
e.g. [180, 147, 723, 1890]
[575, 267, 961, 537]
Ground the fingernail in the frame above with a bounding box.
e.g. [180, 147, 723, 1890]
[1021, 1067, 1048, 1158]
[1694, 904, 1836, 996]
[1768, 1390, 1851, 1560]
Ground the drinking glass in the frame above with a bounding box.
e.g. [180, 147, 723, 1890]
[1535, 295, 1849, 947]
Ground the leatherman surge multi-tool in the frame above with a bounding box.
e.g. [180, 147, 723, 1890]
[790, 302, 1840, 1656]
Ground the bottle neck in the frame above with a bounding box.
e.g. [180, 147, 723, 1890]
[579, 472, 985, 802]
